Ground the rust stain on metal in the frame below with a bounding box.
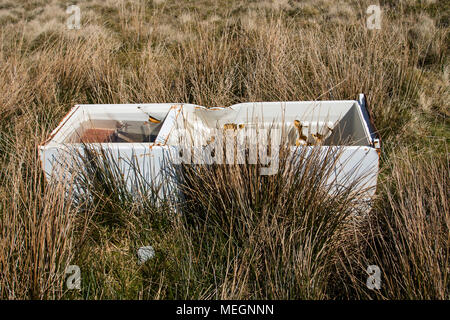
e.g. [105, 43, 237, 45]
[149, 142, 164, 149]
[80, 128, 116, 143]
[148, 115, 161, 124]
[311, 133, 324, 145]
[363, 93, 381, 151]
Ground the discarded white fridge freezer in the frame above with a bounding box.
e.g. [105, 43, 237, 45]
[39, 94, 381, 199]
